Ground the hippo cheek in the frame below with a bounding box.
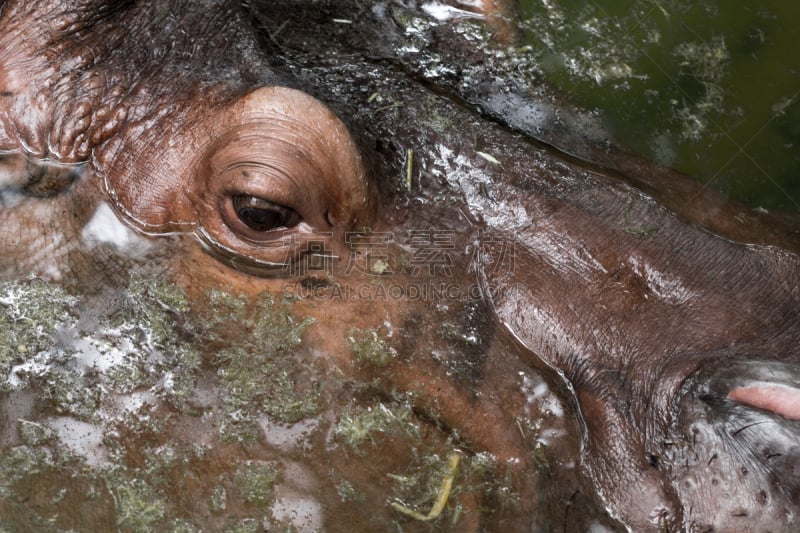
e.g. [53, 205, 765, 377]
[105, 87, 373, 276]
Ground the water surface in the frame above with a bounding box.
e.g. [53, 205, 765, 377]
[518, 0, 800, 212]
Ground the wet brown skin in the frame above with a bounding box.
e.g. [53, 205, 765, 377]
[0, 1, 566, 530]
[2, 0, 800, 531]
[275, 4, 800, 530]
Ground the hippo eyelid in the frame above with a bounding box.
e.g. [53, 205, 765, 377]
[193, 226, 292, 274]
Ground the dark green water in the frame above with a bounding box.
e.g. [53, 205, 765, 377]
[517, 0, 800, 213]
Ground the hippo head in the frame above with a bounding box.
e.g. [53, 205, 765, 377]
[2, 1, 800, 531]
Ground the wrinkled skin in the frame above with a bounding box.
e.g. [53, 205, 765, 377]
[1, 0, 800, 531]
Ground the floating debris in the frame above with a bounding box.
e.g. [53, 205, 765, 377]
[406, 148, 415, 192]
[390, 451, 461, 521]
[476, 151, 501, 165]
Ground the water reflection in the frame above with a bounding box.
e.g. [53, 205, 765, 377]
[516, 0, 800, 212]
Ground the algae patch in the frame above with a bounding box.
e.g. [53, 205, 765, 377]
[387, 450, 518, 525]
[333, 400, 418, 449]
[193, 289, 317, 442]
[391, 451, 460, 521]
[0, 276, 315, 530]
[111, 477, 168, 532]
[234, 461, 279, 506]
[347, 327, 397, 368]
[0, 278, 76, 391]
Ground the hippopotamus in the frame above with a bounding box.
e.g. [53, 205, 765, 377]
[1, 0, 799, 531]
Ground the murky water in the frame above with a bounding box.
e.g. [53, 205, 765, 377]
[517, 0, 800, 212]
[0, 264, 605, 531]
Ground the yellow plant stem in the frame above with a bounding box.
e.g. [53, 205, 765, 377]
[390, 451, 461, 521]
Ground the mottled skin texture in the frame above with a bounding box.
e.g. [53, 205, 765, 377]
[1, 0, 800, 531]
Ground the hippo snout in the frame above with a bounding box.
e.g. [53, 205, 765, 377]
[669, 359, 800, 530]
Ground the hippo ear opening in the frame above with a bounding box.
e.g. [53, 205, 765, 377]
[728, 384, 800, 421]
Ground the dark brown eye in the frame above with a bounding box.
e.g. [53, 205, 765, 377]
[232, 195, 299, 232]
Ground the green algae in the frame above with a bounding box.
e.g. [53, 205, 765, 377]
[234, 461, 280, 507]
[336, 479, 363, 503]
[0, 441, 90, 511]
[333, 400, 418, 449]
[390, 451, 461, 521]
[168, 519, 198, 533]
[0, 445, 52, 492]
[0, 271, 521, 530]
[387, 449, 521, 524]
[111, 477, 168, 532]
[192, 289, 317, 441]
[143, 445, 186, 485]
[17, 419, 54, 447]
[0, 278, 76, 391]
[347, 327, 397, 368]
[0, 275, 320, 529]
[225, 519, 261, 533]
[210, 485, 228, 513]
[110, 275, 201, 403]
[531, 442, 551, 471]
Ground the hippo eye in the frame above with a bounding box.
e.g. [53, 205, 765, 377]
[231, 195, 300, 232]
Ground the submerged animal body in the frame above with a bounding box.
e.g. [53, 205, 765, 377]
[1, 0, 799, 531]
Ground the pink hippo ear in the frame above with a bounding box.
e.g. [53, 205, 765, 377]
[728, 384, 800, 421]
